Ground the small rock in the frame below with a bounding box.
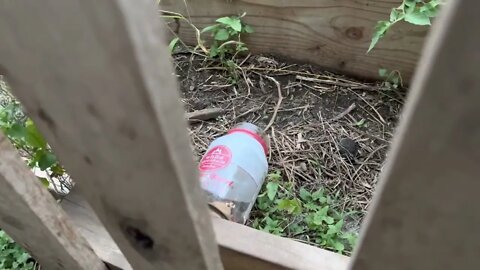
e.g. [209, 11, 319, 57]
[299, 162, 307, 172]
[339, 137, 359, 162]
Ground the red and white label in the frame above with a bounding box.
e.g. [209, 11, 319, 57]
[199, 145, 232, 171]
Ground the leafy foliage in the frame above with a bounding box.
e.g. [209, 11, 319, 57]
[0, 230, 34, 270]
[378, 68, 403, 89]
[368, 0, 444, 52]
[0, 79, 65, 186]
[201, 13, 253, 60]
[200, 13, 253, 83]
[252, 171, 358, 254]
[163, 11, 253, 83]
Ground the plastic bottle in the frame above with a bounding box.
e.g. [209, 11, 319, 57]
[199, 122, 268, 224]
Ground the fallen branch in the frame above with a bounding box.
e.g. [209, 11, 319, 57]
[186, 108, 224, 122]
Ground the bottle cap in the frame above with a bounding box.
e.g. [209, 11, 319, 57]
[227, 122, 268, 155]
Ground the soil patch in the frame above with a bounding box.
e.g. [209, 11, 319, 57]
[174, 53, 404, 231]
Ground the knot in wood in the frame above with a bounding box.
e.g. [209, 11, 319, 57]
[125, 225, 154, 250]
[345, 27, 364, 40]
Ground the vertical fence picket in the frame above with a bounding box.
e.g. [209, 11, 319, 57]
[350, 1, 480, 269]
[0, 0, 223, 269]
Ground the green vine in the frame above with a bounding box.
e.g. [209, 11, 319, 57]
[368, 0, 444, 52]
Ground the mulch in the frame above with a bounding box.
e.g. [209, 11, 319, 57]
[174, 52, 405, 230]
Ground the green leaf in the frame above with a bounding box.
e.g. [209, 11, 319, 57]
[334, 219, 344, 230]
[216, 16, 233, 25]
[201, 24, 219, 33]
[244, 24, 254, 33]
[24, 119, 47, 148]
[405, 9, 431, 25]
[368, 35, 381, 53]
[288, 224, 304, 235]
[209, 45, 219, 57]
[311, 189, 325, 201]
[403, 0, 417, 12]
[327, 225, 340, 235]
[355, 118, 366, 127]
[266, 182, 279, 201]
[277, 199, 302, 214]
[299, 187, 311, 201]
[368, 21, 391, 52]
[325, 216, 335, 225]
[6, 123, 26, 140]
[304, 202, 320, 211]
[268, 170, 282, 181]
[38, 177, 50, 187]
[214, 28, 230, 41]
[230, 18, 242, 32]
[168, 37, 180, 53]
[216, 17, 242, 32]
[51, 164, 65, 176]
[333, 242, 345, 252]
[341, 232, 358, 247]
[318, 205, 329, 216]
[37, 151, 57, 170]
[313, 214, 324, 225]
[312, 206, 331, 225]
[378, 68, 388, 77]
[389, 8, 402, 22]
[420, 2, 441, 18]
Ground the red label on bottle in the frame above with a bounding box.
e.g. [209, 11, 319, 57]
[199, 145, 232, 171]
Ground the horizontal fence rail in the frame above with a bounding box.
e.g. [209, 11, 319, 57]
[62, 188, 350, 270]
[161, 0, 426, 81]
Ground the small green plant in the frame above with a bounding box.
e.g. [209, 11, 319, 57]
[368, 0, 443, 52]
[0, 79, 65, 187]
[355, 118, 367, 128]
[378, 68, 403, 89]
[201, 13, 254, 83]
[252, 171, 357, 254]
[201, 13, 253, 59]
[0, 230, 34, 270]
[162, 10, 253, 84]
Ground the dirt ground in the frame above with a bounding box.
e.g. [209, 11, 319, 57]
[174, 52, 405, 231]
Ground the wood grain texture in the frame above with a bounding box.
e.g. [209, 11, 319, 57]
[160, 0, 427, 81]
[214, 217, 349, 270]
[0, 135, 105, 270]
[62, 190, 133, 270]
[0, 1, 222, 270]
[62, 189, 350, 270]
[350, 1, 480, 269]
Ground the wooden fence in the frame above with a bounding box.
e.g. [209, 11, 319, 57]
[160, 0, 427, 81]
[0, 0, 479, 269]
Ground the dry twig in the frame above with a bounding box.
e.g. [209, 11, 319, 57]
[263, 75, 284, 132]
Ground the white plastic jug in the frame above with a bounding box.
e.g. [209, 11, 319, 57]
[199, 122, 268, 224]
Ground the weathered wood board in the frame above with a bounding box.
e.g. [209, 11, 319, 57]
[62, 189, 350, 270]
[350, 1, 480, 269]
[160, 0, 427, 81]
[0, 0, 222, 269]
